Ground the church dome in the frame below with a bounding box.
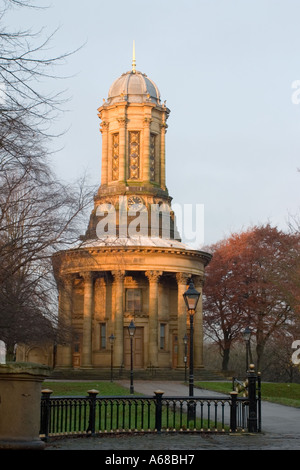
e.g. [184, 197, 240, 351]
[107, 70, 161, 105]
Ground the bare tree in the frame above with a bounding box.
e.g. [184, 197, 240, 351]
[0, 0, 81, 174]
[0, 147, 95, 359]
[0, 0, 95, 360]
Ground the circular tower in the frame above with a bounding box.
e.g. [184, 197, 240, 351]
[53, 55, 211, 376]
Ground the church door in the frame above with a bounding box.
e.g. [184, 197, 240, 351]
[72, 334, 82, 368]
[124, 327, 144, 369]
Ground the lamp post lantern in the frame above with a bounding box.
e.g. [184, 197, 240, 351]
[128, 320, 136, 394]
[183, 281, 201, 398]
[109, 334, 115, 382]
[243, 326, 251, 372]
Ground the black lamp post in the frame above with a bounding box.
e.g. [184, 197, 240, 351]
[109, 334, 115, 382]
[183, 334, 188, 383]
[243, 326, 251, 372]
[183, 281, 201, 398]
[128, 320, 136, 394]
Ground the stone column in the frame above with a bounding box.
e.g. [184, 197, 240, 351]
[81, 272, 94, 368]
[194, 276, 204, 368]
[118, 116, 127, 182]
[0, 363, 50, 449]
[56, 275, 73, 368]
[112, 271, 125, 368]
[145, 271, 162, 368]
[176, 273, 190, 368]
[143, 117, 152, 183]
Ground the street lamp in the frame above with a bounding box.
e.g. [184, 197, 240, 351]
[183, 281, 201, 398]
[183, 334, 188, 383]
[243, 326, 251, 372]
[109, 334, 115, 382]
[128, 320, 136, 394]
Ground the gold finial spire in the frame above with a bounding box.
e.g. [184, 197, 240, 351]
[132, 40, 136, 73]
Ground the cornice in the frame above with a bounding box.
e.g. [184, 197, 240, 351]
[52, 244, 212, 266]
[98, 101, 165, 114]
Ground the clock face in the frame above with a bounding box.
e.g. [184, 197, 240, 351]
[128, 196, 143, 210]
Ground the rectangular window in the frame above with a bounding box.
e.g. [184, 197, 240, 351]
[73, 334, 80, 353]
[126, 288, 142, 312]
[160, 324, 166, 350]
[100, 323, 106, 349]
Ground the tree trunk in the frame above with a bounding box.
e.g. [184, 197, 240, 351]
[256, 342, 265, 372]
[222, 347, 230, 371]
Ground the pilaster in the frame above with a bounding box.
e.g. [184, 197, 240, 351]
[118, 116, 127, 182]
[143, 116, 152, 183]
[160, 122, 167, 190]
[100, 120, 109, 185]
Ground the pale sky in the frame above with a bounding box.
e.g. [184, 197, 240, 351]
[8, 0, 300, 247]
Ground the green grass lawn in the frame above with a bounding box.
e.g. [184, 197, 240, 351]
[194, 381, 300, 408]
[43, 380, 300, 408]
[43, 381, 134, 397]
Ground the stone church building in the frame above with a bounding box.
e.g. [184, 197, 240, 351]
[19, 56, 212, 374]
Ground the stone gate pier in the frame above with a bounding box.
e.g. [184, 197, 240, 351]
[0, 362, 49, 449]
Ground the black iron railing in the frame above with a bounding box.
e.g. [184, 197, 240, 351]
[40, 389, 260, 440]
[40, 367, 261, 439]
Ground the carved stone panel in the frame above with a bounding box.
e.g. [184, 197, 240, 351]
[150, 134, 156, 182]
[112, 133, 119, 181]
[128, 131, 140, 180]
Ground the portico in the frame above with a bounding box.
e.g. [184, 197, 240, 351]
[53, 242, 210, 371]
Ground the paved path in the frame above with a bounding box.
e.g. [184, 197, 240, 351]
[45, 381, 300, 451]
[116, 380, 300, 435]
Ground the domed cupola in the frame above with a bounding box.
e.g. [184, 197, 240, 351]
[106, 42, 160, 105]
[107, 70, 161, 105]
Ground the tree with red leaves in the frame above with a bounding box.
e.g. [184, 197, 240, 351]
[203, 224, 300, 371]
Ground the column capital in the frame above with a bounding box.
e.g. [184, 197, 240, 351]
[143, 117, 152, 126]
[117, 117, 127, 127]
[80, 271, 95, 283]
[111, 270, 126, 281]
[176, 272, 190, 286]
[100, 120, 109, 134]
[145, 270, 162, 283]
[160, 122, 168, 133]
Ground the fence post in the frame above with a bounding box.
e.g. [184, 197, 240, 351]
[40, 389, 53, 441]
[87, 389, 99, 436]
[230, 391, 238, 432]
[257, 371, 262, 432]
[154, 390, 164, 433]
[247, 364, 258, 432]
